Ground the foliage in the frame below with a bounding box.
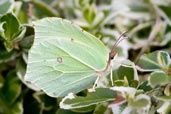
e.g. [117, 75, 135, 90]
[0, 0, 171, 114]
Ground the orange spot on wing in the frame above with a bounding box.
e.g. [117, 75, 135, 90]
[57, 57, 63, 63]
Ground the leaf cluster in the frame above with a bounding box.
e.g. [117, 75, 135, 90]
[0, 0, 171, 114]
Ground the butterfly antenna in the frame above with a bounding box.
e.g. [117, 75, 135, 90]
[111, 31, 128, 52]
[109, 31, 128, 60]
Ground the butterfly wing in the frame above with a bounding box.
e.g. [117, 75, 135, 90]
[25, 18, 108, 97]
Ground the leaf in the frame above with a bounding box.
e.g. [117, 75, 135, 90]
[0, 75, 3, 88]
[0, 71, 21, 104]
[0, 12, 26, 51]
[83, 5, 96, 24]
[93, 103, 111, 114]
[0, 71, 23, 114]
[33, 92, 57, 111]
[0, 98, 23, 114]
[131, 98, 149, 107]
[156, 5, 171, 26]
[148, 71, 168, 88]
[1, 13, 20, 40]
[17, 2, 29, 24]
[0, 13, 25, 41]
[10, 98, 23, 114]
[56, 109, 90, 114]
[4, 40, 13, 51]
[0, 44, 16, 63]
[130, 94, 151, 108]
[32, 0, 59, 17]
[19, 35, 34, 50]
[114, 80, 128, 87]
[164, 84, 171, 96]
[137, 51, 170, 72]
[138, 81, 152, 92]
[0, 0, 14, 15]
[117, 64, 138, 84]
[112, 62, 139, 87]
[92, 12, 104, 29]
[60, 88, 116, 109]
[23, 91, 43, 114]
[25, 17, 109, 97]
[151, 0, 171, 6]
[157, 102, 171, 114]
[111, 86, 137, 99]
[71, 105, 95, 113]
[155, 95, 171, 102]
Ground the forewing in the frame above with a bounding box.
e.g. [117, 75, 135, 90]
[25, 18, 108, 97]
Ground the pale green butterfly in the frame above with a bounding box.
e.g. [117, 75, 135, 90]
[25, 18, 127, 97]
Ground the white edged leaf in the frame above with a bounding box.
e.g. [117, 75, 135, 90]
[148, 71, 168, 88]
[111, 86, 137, 98]
[111, 60, 139, 87]
[60, 88, 116, 109]
[157, 102, 171, 114]
[116, 62, 139, 83]
[137, 51, 170, 72]
[93, 103, 111, 114]
[154, 95, 171, 102]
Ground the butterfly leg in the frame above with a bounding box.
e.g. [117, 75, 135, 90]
[93, 76, 100, 89]
[110, 53, 118, 86]
[110, 69, 114, 86]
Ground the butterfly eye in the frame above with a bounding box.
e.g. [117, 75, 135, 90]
[57, 57, 62, 63]
[109, 52, 116, 60]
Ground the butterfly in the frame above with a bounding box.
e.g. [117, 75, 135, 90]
[25, 18, 127, 97]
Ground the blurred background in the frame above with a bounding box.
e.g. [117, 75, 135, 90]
[0, 0, 171, 114]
